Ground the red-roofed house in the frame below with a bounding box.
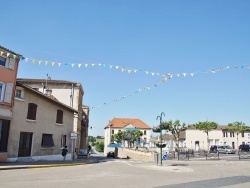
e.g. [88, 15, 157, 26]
[104, 118, 152, 153]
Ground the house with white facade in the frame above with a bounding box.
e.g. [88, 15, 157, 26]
[104, 118, 152, 153]
[184, 125, 250, 151]
[16, 78, 89, 157]
[7, 82, 77, 162]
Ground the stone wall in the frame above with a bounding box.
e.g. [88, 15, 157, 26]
[118, 148, 154, 161]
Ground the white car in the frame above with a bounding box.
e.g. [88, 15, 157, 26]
[217, 145, 236, 154]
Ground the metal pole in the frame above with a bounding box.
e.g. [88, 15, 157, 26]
[156, 112, 165, 166]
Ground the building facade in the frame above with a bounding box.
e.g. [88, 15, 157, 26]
[185, 126, 250, 150]
[16, 78, 89, 156]
[8, 82, 77, 162]
[0, 46, 22, 162]
[104, 118, 152, 154]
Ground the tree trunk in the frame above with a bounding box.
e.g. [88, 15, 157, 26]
[237, 133, 239, 150]
[207, 132, 210, 152]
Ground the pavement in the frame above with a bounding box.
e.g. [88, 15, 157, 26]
[0, 157, 97, 170]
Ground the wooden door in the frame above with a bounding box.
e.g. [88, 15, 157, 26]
[18, 132, 33, 157]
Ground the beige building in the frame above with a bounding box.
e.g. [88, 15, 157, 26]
[16, 78, 89, 156]
[104, 118, 152, 154]
[7, 82, 77, 162]
[184, 126, 250, 150]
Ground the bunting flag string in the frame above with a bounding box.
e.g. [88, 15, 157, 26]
[20, 55, 250, 79]
[90, 64, 250, 109]
[0, 50, 24, 60]
[21, 56, 166, 77]
[90, 76, 170, 110]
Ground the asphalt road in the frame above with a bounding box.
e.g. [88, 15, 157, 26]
[1, 154, 250, 188]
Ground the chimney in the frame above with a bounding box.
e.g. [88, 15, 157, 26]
[46, 88, 52, 96]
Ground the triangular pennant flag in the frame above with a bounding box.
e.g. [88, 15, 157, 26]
[211, 70, 216, 73]
[226, 66, 230, 69]
[78, 64, 82, 68]
[177, 74, 180, 77]
[134, 70, 137, 73]
[38, 60, 42, 65]
[58, 63, 61, 67]
[52, 62, 55, 66]
[234, 66, 238, 69]
[145, 71, 149, 74]
[32, 59, 35, 63]
[85, 64, 88, 67]
[13, 55, 16, 59]
[151, 73, 154, 76]
[25, 58, 29, 62]
[98, 64, 102, 66]
[110, 65, 113, 69]
[191, 73, 194, 77]
[92, 64, 95, 67]
[71, 64, 75, 68]
[44, 61, 48, 65]
[65, 63, 68, 67]
[183, 73, 186, 77]
[7, 53, 10, 57]
[115, 66, 119, 69]
[103, 64, 106, 67]
[128, 69, 131, 73]
[121, 68, 125, 72]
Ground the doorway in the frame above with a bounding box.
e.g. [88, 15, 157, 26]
[18, 132, 33, 157]
[232, 142, 235, 149]
[195, 141, 200, 151]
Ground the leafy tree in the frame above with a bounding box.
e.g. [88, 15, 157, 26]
[228, 121, 249, 149]
[130, 130, 143, 147]
[95, 142, 104, 152]
[162, 120, 188, 152]
[113, 131, 126, 143]
[88, 136, 96, 143]
[194, 121, 218, 151]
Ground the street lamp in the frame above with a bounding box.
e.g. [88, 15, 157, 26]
[156, 112, 165, 166]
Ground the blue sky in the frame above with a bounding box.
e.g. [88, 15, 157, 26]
[1, 1, 250, 136]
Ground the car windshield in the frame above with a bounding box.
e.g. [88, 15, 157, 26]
[224, 146, 232, 149]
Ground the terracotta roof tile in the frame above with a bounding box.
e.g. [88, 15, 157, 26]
[105, 118, 151, 129]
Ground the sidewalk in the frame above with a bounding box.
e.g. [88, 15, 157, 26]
[0, 158, 97, 171]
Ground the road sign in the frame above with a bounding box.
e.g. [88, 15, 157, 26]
[162, 154, 168, 160]
[71, 133, 77, 139]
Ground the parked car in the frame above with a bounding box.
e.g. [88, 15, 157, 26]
[107, 151, 115, 158]
[217, 145, 236, 154]
[239, 144, 250, 152]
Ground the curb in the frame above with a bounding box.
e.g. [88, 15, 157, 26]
[0, 162, 93, 171]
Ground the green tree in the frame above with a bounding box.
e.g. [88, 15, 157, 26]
[162, 120, 188, 152]
[194, 121, 218, 151]
[228, 121, 249, 149]
[88, 136, 96, 143]
[95, 142, 104, 152]
[131, 130, 143, 147]
[113, 131, 126, 143]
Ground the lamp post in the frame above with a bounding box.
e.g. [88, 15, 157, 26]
[156, 112, 165, 166]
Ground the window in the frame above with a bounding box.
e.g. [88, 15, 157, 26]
[27, 103, 37, 120]
[0, 120, 10, 152]
[15, 89, 23, 99]
[144, 130, 146, 135]
[223, 132, 228, 137]
[41, 134, 54, 147]
[56, 110, 63, 124]
[144, 138, 147, 143]
[0, 56, 6, 67]
[0, 82, 4, 102]
[241, 132, 245, 137]
[111, 130, 114, 134]
[61, 135, 67, 148]
[230, 132, 234, 137]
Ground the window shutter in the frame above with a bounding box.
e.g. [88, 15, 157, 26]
[4, 83, 13, 103]
[8, 58, 15, 70]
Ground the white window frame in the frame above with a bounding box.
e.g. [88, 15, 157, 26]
[0, 82, 5, 102]
[3, 83, 13, 103]
[15, 87, 24, 99]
